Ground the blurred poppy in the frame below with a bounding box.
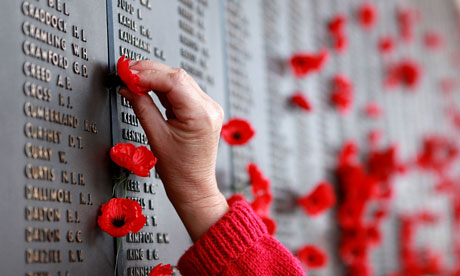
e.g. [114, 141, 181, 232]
[290, 49, 329, 78]
[221, 118, 255, 146]
[298, 245, 328, 268]
[298, 182, 336, 216]
[290, 92, 313, 112]
[357, 2, 378, 30]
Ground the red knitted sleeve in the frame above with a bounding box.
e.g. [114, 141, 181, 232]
[177, 200, 306, 276]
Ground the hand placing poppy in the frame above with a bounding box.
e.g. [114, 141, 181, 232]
[357, 2, 378, 30]
[290, 92, 313, 112]
[97, 198, 146, 237]
[149, 263, 173, 276]
[297, 181, 336, 216]
[117, 55, 150, 95]
[289, 49, 329, 78]
[297, 245, 328, 269]
[110, 143, 157, 177]
[221, 118, 255, 146]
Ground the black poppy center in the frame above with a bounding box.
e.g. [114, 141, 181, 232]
[233, 132, 242, 140]
[308, 255, 316, 263]
[112, 215, 126, 228]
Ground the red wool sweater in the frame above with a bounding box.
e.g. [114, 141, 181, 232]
[177, 200, 306, 275]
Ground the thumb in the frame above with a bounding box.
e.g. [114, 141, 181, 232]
[118, 87, 169, 150]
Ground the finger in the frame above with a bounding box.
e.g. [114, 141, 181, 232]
[152, 91, 176, 120]
[129, 61, 204, 112]
[118, 87, 169, 147]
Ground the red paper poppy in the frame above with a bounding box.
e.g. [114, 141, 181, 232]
[110, 143, 157, 177]
[247, 163, 271, 196]
[424, 31, 443, 50]
[397, 7, 417, 43]
[117, 55, 150, 95]
[357, 2, 378, 30]
[385, 60, 422, 91]
[297, 245, 328, 268]
[364, 102, 382, 119]
[261, 216, 277, 235]
[290, 92, 313, 112]
[368, 145, 402, 182]
[329, 14, 348, 53]
[98, 198, 146, 237]
[347, 261, 373, 276]
[221, 118, 255, 146]
[378, 36, 395, 54]
[339, 238, 369, 265]
[149, 263, 173, 276]
[298, 181, 336, 216]
[338, 201, 365, 229]
[331, 74, 353, 114]
[367, 129, 382, 148]
[251, 192, 273, 217]
[289, 49, 329, 78]
[416, 136, 458, 172]
[365, 224, 381, 246]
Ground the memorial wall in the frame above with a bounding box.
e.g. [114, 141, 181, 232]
[1, 0, 460, 275]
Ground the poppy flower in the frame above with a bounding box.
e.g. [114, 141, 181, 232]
[424, 31, 443, 50]
[379, 36, 395, 54]
[247, 163, 271, 196]
[298, 181, 336, 216]
[331, 74, 353, 114]
[289, 49, 329, 78]
[365, 224, 381, 246]
[368, 145, 402, 182]
[251, 192, 273, 217]
[367, 129, 382, 148]
[149, 263, 173, 276]
[416, 136, 458, 172]
[329, 14, 348, 53]
[290, 92, 313, 112]
[339, 238, 369, 265]
[110, 143, 157, 177]
[261, 216, 277, 235]
[98, 198, 146, 237]
[221, 118, 255, 146]
[385, 59, 422, 91]
[338, 201, 365, 229]
[347, 262, 373, 276]
[297, 245, 328, 268]
[397, 7, 417, 43]
[117, 55, 150, 95]
[364, 102, 382, 119]
[357, 2, 378, 30]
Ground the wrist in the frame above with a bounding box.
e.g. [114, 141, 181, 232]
[173, 191, 229, 242]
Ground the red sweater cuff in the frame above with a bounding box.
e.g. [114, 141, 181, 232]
[177, 199, 268, 275]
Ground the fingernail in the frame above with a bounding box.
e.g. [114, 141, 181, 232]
[130, 69, 140, 75]
[129, 60, 140, 67]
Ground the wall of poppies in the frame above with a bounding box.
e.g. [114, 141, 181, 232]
[215, 0, 460, 275]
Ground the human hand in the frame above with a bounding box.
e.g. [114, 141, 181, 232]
[118, 60, 228, 241]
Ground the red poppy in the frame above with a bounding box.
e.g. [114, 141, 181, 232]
[368, 145, 402, 182]
[339, 238, 369, 265]
[367, 129, 382, 148]
[297, 245, 328, 268]
[338, 201, 365, 229]
[357, 2, 378, 30]
[439, 78, 456, 94]
[149, 263, 173, 276]
[117, 55, 150, 95]
[379, 36, 395, 54]
[365, 224, 381, 246]
[331, 74, 353, 114]
[329, 14, 348, 53]
[385, 59, 422, 91]
[289, 49, 329, 78]
[338, 141, 359, 166]
[247, 163, 271, 196]
[397, 7, 417, 43]
[98, 198, 146, 237]
[290, 92, 313, 112]
[364, 102, 382, 119]
[416, 136, 458, 173]
[261, 216, 277, 235]
[298, 182, 336, 216]
[251, 192, 273, 217]
[221, 118, 255, 146]
[110, 143, 157, 177]
[424, 31, 443, 50]
[347, 261, 373, 276]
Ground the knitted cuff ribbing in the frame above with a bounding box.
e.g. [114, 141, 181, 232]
[177, 199, 268, 275]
